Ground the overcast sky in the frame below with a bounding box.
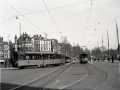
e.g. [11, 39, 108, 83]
[0, 0, 120, 49]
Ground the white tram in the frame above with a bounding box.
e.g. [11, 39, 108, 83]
[16, 52, 66, 68]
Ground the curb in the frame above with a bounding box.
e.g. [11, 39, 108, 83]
[0, 67, 18, 70]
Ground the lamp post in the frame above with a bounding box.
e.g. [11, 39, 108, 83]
[16, 16, 22, 62]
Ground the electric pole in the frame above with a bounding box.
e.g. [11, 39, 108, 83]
[16, 16, 22, 53]
[115, 20, 120, 54]
[102, 34, 104, 49]
[90, 0, 93, 8]
[107, 30, 110, 60]
[16, 16, 21, 36]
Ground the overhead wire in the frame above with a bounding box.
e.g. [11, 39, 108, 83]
[41, 0, 59, 32]
[2, 0, 82, 25]
[5, 0, 63, 39]
[6, 0, 42, 33]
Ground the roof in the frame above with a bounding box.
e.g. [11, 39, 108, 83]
[20, 51, 70, 58]
[24, 51, 54, 55]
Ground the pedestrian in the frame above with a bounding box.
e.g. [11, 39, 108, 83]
[111, 56, 114, 63]
[4, 59, 7, 67]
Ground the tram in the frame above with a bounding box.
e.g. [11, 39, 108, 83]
[79, 53, 88, 64]
[15, 52, 67, 68]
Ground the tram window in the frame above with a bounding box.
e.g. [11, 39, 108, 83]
[34, 56, 36, 60]
[19, 55, 24, 60]
[36, 56, 38, 59]
[26, 56, 29, 60]
[29, 56, 31, 60]
[32, 56, 34, 60]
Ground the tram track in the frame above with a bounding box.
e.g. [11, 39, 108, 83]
[2, 65, 61, 85]
[8, 63, 72, 90]
[83, 64, 108, 90]
[66, 64, 108, 90]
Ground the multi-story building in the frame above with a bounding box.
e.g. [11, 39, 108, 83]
[40, 39, 52, 52]
[51, 39, 58, 53]
[0, 37, 10, 63]
[56, 43, 65, 55]
[56, 43, 72, 57]
[3, 42, 10, 60]
[0, 37, 4, 62]
[15, 33, 68, 55]
[15, 33, 32, 52]
[32, 34, 52, 53]
[15, 33, 56, 53]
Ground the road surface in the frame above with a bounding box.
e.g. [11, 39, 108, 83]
[1, 62, 120, 90]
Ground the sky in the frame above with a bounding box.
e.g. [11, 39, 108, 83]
[0, 0, 120, 49]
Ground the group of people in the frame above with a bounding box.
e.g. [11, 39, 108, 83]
[90, 55, 117, 63]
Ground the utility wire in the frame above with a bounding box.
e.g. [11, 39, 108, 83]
[2, 0, 82, 24]
[6, 1, 63, 40]
[7, 0, 41, 33]
[41, 0, 59, 32]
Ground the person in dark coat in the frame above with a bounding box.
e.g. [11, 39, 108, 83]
[111, 56, 114, 63]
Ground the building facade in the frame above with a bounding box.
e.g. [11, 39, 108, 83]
[3, 42, 10, 60]
[15, 33, 57, 53]
[14, 33, 69, 56]
[0, 37, 4, 62]
[56, 43, 65, 55]
[0, 37, 10, 63]
[15, 33, 32, 52]
[51, 39, 58, 53]
[56, 43, 72, 57]
[32, 34, 52, 53]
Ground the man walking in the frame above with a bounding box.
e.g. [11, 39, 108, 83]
[111, 56, 114, 63]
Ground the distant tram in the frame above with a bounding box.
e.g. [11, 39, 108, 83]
[14, 52, 67, 68]
[79, 53, 88, 64]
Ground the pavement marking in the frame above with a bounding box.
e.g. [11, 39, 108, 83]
[58, 74, 88, 89]
[9, 63, 72, 90]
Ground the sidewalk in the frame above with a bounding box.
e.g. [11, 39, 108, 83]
[89, 60, 120, 64]
[0, 64, 18, 70]
[0, 67, 18, 70]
